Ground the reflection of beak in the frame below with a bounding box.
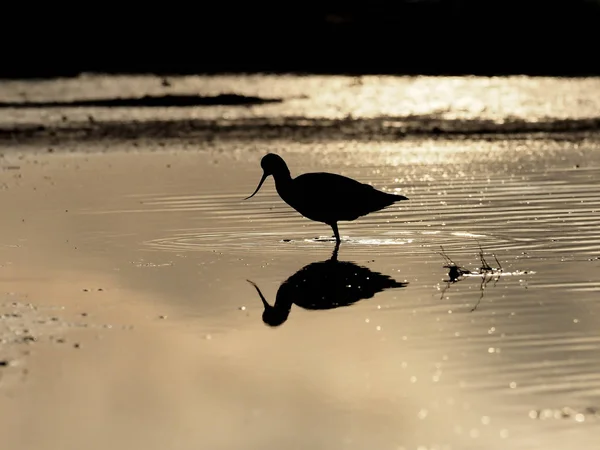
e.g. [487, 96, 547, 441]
[246, 279, 270, 308]
[244, 172, 268, 200]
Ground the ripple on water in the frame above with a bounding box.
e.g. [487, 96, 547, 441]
[64, 151, 600, 449]
[78, 163, 600, 257]
[141, 226, 518, 256]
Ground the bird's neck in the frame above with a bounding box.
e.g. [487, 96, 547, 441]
[273, 169, 293, 197]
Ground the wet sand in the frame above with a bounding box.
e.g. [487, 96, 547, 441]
[1, 135, 599, 449]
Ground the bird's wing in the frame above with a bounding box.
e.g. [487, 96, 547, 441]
[290, 172, 383, 220]
[293, 172, 374, 200]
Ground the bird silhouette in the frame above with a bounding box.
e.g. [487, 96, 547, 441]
[244, 153, 409, 247]
[246, 247, 409, 327]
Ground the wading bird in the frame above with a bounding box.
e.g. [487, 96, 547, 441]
[244, 153, 408, 247]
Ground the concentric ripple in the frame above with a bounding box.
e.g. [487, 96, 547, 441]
[122, 164, 600, 257]
[141, 226, 507, 255]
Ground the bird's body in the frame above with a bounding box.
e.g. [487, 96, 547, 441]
[244, 153, 409, 245]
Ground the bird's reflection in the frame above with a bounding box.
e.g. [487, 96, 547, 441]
[247, 247, 409, 327]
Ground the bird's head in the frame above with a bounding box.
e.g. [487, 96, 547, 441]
[260, 153, 286, 176]
[244, 153, 288, 200]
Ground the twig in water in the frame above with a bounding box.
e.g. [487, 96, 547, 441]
[439, 243, 504, 312]
[439, 245, 471, 281]
[438, 246, 471, 299]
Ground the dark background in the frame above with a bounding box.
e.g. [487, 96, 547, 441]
[2, 0, 600, 78]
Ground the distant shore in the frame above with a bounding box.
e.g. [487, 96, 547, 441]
[2, 117, 599, 147]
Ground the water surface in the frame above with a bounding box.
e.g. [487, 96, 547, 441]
[0, 74, 599, 450]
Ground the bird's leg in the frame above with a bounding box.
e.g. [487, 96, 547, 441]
[330, 222, 341, 245]
[332, 240, 340, 261]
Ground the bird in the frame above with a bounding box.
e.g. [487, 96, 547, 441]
[244, 153, 409, 246]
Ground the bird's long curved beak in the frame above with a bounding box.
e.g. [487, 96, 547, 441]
[244, 172, 268, 200]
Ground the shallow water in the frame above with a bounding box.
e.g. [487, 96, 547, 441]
[1, 74, 600, 449]
[0, 136, 599, 449]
